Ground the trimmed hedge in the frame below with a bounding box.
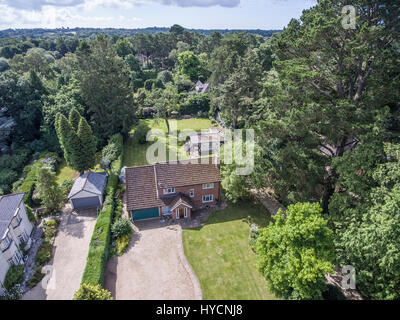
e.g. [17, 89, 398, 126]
[80, 134, 124, 287]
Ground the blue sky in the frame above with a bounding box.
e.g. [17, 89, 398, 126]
[0, 0, 317, 30]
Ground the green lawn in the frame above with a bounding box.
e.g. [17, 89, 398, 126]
[56, 160, 78, 184]
[123, 118, 213, 167]
[182, 201, 276, 300]
[56, 153, 104, 184]
[139, 118, 213, 133]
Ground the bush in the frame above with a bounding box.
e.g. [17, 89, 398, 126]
[116, 235, 131, 256]
[35, 241, 53, 267]
[60, 178, 74, 197]
[73, 283, 113, 300]
[43, 219, 59, 241]
[81, 133, 123, 287]
[179, 94, 210, 115]
[157, 70, 173, 85]
[3, 265, 25, 290]
[0, 285, 22, 300]
[25, 206, 36, 223]
[111, 218, 132, 239]
[26, 267, 45, 289]
[135, 122, 150, 144]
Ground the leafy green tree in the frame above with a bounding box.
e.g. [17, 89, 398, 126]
[36, 167, 64, 213]
[68, 107, 81, 131]
[76, 34, 136, 142]
[329, 142, 400, 300]
[255, 203, 335, 300]
[77, 117, 97, 171]
[177, 51, 201, 81]
[252, 0, 400, 210]
[55, 113, 85, 173]
[115, 38, 133, 58]
[135, 122, 151, 144]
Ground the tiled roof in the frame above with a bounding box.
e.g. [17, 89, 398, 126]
[126, 165, 163, 211]
[68, 171, 107, 199]
[155, 161, 221, 189]
[0, 193, 25, 239]
[126, 160, 221, 211]
[170, 194, 194, 211]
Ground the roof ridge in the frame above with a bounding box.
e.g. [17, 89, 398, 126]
[82, 171, 91, 191]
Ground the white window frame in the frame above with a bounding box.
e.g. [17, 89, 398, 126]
[202, 183, 214, 190]
[189, 189, 195, 198]
[164, 187, 176, 195]
[184, 207, 188, 218]
[7, 258, 14, 267]
[1, 232, 12, 252]
[176, 210, 180, 220]
[11, 212, 22, 229]
[202, 194, 214, 203]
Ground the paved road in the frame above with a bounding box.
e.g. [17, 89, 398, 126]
[22, 205, 97, 300]
[105, 219, 202, 300]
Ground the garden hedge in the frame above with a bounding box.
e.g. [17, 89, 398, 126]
[80, 134, 124, 287]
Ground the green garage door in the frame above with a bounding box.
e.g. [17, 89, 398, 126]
[132, 207, 160, 221]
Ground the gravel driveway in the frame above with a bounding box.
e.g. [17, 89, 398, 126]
[22, 205, 97, 300]
[104, 219, 202, 300]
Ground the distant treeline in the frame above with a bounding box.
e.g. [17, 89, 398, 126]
[0, 27, 281, 40]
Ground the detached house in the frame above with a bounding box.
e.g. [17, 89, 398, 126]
[126, 160, 221, 222]
[0, 193, 34, 294]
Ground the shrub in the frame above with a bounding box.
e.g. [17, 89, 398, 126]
[81, 133, 123, 287]
[322, 285, 347, 300]
[3, 265, 25, 290]
[43, 219, 59, 241]
[112, 218, 132, 239]
[25, 206, 36, 223]
[59, 179, 74, 197]
[116, 235, 131, 256]
[26, 267, 45, 289]
[35, 241, 53, 267]
[179, 94, 210, 115]
[0, 285, 22, 300]
[135, 122, 150, 144]
[73, 283, 113, 300]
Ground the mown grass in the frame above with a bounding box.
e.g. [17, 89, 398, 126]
[123, 118, 212, 167]
[182, 201, 276, 300]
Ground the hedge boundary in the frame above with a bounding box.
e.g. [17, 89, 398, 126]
[80, 134, 124, 287]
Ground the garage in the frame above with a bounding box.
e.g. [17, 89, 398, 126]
[71, 196, 101, 209]
[68, 171, 107, 211]
[132, 207, 160, 222]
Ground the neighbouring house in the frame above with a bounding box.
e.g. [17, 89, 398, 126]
[68, 171, 107, 211]
[194, 81, 210, 94]
[0, 193, 34, 294]
[126, 159, 221, 222]
[187, 127, 226, 157]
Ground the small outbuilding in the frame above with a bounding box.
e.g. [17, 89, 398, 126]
[68, 171, 107, 210]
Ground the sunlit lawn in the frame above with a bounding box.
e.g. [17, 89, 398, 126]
[139, 118, 213, 133]
[182, 201, 276, 300]
[56, 153, 103, 184]
[123, 118, 213, 167]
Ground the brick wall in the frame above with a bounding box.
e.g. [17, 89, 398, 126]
[158, 182, 221, 210]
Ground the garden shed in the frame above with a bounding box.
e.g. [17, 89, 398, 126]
[68, 171, 107, 210]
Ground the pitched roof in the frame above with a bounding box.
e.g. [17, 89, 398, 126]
[68, 171, 107, 199]
[170, 194, 194, 211]
[0, 193, 25, 239]
[155, 161, 221, 189]
[126, 160, 221, 211]
[126, 165, 163, 211]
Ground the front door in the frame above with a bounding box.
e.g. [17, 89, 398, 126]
[179, 208, 185, 219]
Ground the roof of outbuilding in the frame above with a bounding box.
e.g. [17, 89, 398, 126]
[68, 171, 107, 199]
[0, 193, 25, 239]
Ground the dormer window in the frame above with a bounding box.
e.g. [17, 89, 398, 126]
[163, 188, 176, 195]
[1, 232, 13, 252]
[11, 210, 22, 229]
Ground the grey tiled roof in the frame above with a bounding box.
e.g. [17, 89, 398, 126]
[0, 193, 25, 239]
[68, 171, 107, 199]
